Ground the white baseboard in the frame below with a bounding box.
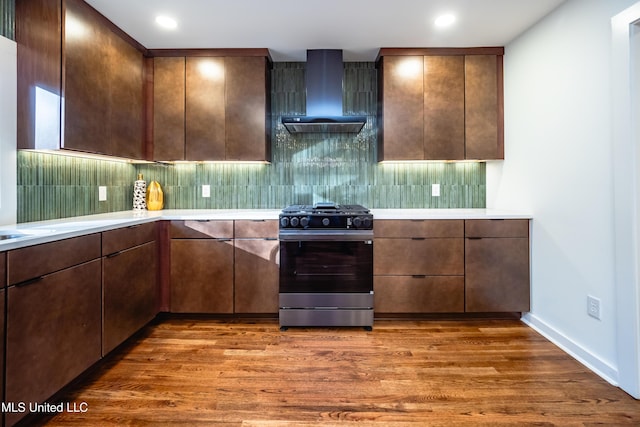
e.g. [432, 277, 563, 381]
[521, 313, 619, 386]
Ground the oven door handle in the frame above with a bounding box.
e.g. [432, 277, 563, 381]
[278, 229, 374, 242]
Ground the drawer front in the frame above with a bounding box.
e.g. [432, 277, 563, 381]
[374, 219, 463, 238]
[465, 219, 529, 238]
[8, 234, 102, 285]
[235, 220, 278, 238]
[102, 222, 156, 255]
[374, 238, 464, 276]
[170, 220, 234, 239]
[374, 275, 464, 313]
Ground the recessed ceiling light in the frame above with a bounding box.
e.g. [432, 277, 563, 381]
[155, 15, 177, 30]
[434, 14, 456, 28]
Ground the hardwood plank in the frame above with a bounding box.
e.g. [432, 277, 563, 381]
[31, 319, 639, 426]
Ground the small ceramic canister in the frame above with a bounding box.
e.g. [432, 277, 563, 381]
[133, 174, 147, 210]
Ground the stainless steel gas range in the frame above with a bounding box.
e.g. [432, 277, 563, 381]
[278, 202, 374, 330]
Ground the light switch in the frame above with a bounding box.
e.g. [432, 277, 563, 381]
[202, 184, 211, 198]
[98, 186, 107, 201]
[432, 184, 440, 197]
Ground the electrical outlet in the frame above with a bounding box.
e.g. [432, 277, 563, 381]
[587, 295, 601, 320]
[202, 184, 211, 198]
[432, 183, 440, 197]
[98, 186, 107, 201]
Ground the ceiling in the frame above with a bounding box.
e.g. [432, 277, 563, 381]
[84, 0, 567, 62]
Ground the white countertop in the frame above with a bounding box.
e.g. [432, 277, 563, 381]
[370, 208, 532, 220]
[0, 208, 531, 250]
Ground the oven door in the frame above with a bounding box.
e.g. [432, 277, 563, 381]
[279, 239, 373, 294]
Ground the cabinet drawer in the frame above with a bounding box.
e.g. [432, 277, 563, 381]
[8, 234, 101, 285]
[374, 219, 463, 238]
[0, 252, 5, 288]
[374, 275, 464, 313]
[102, 222, 156, 255]
[374, 238, 464, 276]
[465, 219, 529, 238]
[170, 220, 233, 239]
[235, 220, 278, 238]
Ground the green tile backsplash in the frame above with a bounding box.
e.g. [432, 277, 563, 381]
[0, 0, 14, 40]
[17, 62, 485, 223]
[17, 152, 137, 222]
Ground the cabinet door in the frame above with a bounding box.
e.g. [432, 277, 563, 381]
[5, 259, 102, 426]
[186, 56, 226, 160]
[171, 239, 234, 313]
[465, 237, 529, 312]
[103, 242, 158, 355]
[234, 239, 279, 313]
[465, 55, 503, 160]
[374, 238, 464, 276]
[63, 0, 111, 154]
[16, 0, 62, 150]
[154, 57, 186, 160]
[424, 56, 465, 160]
[108, 30, 144, 159]
[378, 56, 424, 160]
[225, 56, 270, 161]
[374, 276, 464, 313]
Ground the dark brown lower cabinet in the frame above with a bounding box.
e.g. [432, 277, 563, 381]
[374, 276, 464, 313]
[0, 251, 5, 287]
[170, 239, 234, 313]
[1, 253, 5, 417]
[465, 237, 530, 312]
[374, 219, 529, 314]
[5, 259, 102, 426]
[0, 287, 5, 415]
[103, 241, 158, 355]
[234, 238, 279, 313]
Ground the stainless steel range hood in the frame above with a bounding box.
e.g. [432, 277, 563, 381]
[282, 50, 366, 134]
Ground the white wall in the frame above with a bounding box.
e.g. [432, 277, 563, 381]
[487, 0, 639, 389]
[0, 35, 17, 226]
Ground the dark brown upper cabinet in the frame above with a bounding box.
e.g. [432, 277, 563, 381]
[17, 0, 146, 159]
[151, 50, 272, 162]
[376, 48, 504, 161]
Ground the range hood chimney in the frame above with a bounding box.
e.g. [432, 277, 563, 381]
[282, 49, 367, 134]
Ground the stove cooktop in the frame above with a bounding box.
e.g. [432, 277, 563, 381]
[281, 203, 370, 215]
[280, 202, 372, 230]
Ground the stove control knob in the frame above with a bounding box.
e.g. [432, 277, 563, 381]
[322, 218, 330, 227]
[300, 217, 310, 227]
[352, 217, 362, 228]
[280, 217, 289, 228]
[290, 217, 300, 227]
[363, 217, 372, 228]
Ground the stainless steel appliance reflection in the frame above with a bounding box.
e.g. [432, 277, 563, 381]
[278, 203, 374, 330]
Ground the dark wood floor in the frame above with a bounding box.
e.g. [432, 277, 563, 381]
[31, 318, 640, 426]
